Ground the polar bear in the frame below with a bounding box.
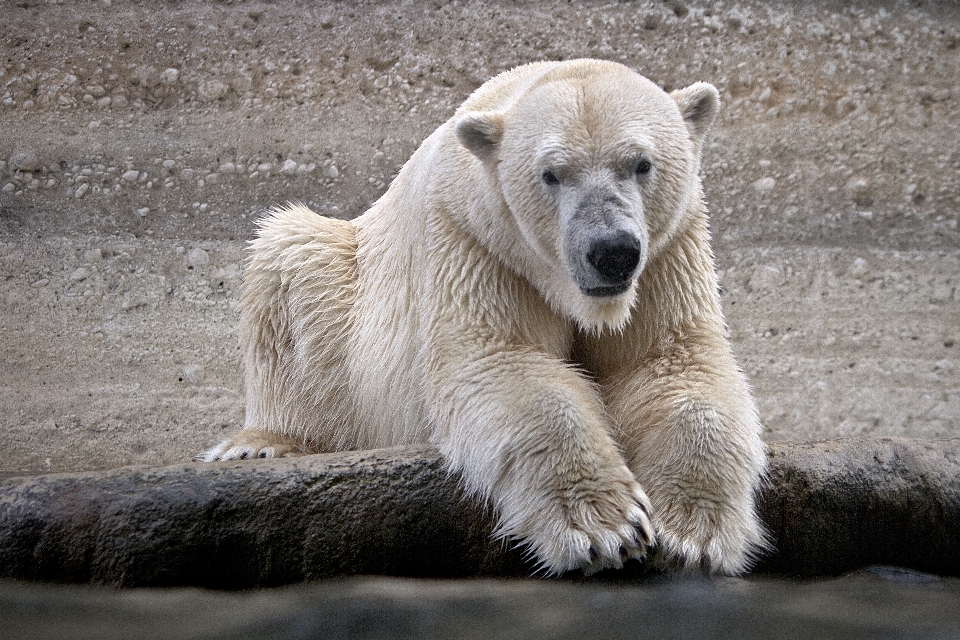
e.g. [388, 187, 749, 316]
[200, 59, 767, 576]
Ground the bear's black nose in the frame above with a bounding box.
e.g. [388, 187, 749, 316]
[587, 233, 642, 284]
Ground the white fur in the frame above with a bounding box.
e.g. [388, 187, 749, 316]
[200, 60, 767, 576]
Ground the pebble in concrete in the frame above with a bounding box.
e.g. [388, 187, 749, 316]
[186, 247, 209, 269]
[9, 148, 41, 173]
[159, 68, 180, 85]
[751, 177, 776, 195]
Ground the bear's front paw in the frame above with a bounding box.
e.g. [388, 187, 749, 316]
[650, 494, 768, 576]
[194, 429, 306, 462]
[520, 469, 655, 576]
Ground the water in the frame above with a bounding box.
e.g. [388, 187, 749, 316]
[4, 566, 959, 640]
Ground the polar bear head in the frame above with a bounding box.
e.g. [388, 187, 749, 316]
[455, 60, 718, 332]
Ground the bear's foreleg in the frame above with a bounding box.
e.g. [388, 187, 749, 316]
[602, 332, 768, 575]
[427, 347, 655, 575]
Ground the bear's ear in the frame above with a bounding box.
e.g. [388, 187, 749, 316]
[670, 82, 720, 145]
[455, 111, 504, 162]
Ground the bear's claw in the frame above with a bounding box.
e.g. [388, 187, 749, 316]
[546, 477, 657, 576]
[195, 429, 306, 462]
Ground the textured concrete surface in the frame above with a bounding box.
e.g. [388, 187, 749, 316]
[2, 0, 959, 473]
[3, 439, 960, 589]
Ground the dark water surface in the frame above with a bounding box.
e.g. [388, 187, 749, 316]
[4, 566, 959, 640]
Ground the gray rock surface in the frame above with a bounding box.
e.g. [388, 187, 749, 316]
[758, 437, 960, 576]
[1, 0, 959, 474]
[3, 439, 960, 588]
[0, 446, 521, 588]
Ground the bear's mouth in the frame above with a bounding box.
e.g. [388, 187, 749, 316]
[580, 282, 632, 298]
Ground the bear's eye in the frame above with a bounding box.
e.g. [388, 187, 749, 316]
[634, 158, 653, 177]
[541, 169, 560, 187]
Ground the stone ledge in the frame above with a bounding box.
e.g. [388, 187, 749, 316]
[759, 437, 960, 576]
[2, 438, 959, 587]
